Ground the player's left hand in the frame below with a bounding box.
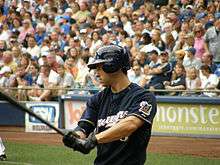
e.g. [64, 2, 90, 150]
[62, 131, 80, 148]
[63, 132, 97, 154]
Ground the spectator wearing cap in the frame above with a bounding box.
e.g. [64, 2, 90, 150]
[113, 21, 124, 35]
[60, 15, 71, 35]
[26, 35, 41, 59]
[183, 47, 202, 71]
[18, 19, 34, 43]
[64, 8, 73, 17]
[204, 19, 220, 62]
[79, 28, 88, 48]
[144, 51, 172, 94]
[199, 64, 219, 97]
[196, 12, 208, 25]
[201, 52, 217, 73]
[193, 23, 206, 60]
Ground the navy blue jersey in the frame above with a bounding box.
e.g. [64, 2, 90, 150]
[171, 75, 186, 86]
[78, 83, 157, 165]
[149, 62, 172, 86]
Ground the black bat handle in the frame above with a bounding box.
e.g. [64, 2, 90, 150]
[0, 91, 65, 136]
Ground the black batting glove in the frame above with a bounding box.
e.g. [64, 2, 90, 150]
[63, 132, 97, 154]
[62, 131, 80, 148]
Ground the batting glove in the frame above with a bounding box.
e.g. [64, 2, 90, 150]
[63, 131, 80, 148]
[63, 132, 97, 154]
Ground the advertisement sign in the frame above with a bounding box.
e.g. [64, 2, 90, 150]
[153, 103, 220, 136]
[63, 100, 220, 137]
[64, 100, 86, 129]
[25, 102, 59, 133]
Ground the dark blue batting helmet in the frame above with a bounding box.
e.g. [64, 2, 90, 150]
[87, 45, 131, 73]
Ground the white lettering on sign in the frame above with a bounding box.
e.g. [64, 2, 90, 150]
[156, 105, 219, 125]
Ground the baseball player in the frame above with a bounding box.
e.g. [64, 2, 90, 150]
[0, 137, 6, 161]
[63, 45, 157, 165]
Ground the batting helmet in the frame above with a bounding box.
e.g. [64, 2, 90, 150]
[87, 45, 131, 73]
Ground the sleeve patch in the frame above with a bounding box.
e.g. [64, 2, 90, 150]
[138, 101, 152, 117]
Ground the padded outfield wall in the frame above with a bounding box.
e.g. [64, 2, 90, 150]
[0, 96, 220, 138]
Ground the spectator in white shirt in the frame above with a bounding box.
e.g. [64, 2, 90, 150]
[200, 65, 219, 97]
[183, 47, 202, 71]
[26, 35, 41, 59]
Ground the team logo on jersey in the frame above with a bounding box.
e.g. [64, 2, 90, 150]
[139, 101, 152, 116]
[98, 111, 128, 128]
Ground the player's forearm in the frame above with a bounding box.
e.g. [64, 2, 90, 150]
[95, 116, 144, 144]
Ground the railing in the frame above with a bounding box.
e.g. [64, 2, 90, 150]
[1, 86, 220, 101]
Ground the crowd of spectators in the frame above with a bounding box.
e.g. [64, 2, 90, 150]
[0, 0, 220, 101]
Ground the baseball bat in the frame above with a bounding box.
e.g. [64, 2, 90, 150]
[0, 90, 65, 136]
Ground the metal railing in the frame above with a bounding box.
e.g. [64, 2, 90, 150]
[1, 86, 220, 101]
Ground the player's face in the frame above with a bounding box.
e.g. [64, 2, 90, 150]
[95, 64, 111, 87]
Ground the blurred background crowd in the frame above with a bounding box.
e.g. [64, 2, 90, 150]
[0, 0, 220, 101]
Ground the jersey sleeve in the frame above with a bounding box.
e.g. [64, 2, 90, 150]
[78, 93, 100, 134]
[127, 92, 157, 125]
[161, 63, 172, 74]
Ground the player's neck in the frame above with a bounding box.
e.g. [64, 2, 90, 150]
[110, 74, 131, 93]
